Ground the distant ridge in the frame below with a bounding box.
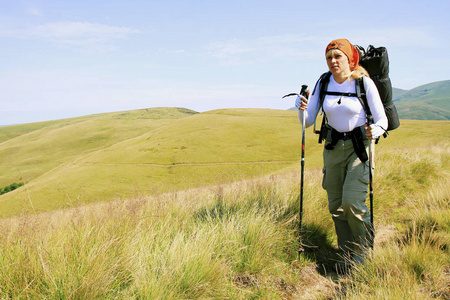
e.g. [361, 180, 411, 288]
[393, 80, 450, 120]
[392, 87, 408, 98]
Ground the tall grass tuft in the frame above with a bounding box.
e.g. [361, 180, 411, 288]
[1, 173, 333, 299]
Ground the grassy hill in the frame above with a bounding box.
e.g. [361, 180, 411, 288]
[393, 80, 450, 120]
[0, 107, 198, 215]
[2, 108, 449, 218]
[1, 108, 326, 217]
[392, 87, 408, 99]
[0, 107, 197, 186]
[0, 108, 448, 299]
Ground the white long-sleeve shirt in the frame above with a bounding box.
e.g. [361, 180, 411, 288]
[299, 74, 388, 132]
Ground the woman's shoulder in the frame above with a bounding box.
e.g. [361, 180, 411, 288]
[361, 75, 377, 89]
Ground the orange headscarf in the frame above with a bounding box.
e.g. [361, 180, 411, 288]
[325, 39, 360, 71]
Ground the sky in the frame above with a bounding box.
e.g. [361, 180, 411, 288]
[1, 0, 449, 125]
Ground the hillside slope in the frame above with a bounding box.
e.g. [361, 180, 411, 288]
[1, 108, 448, 218]
[393, 80, 450, 120]
[1, 108, 326, 217]
[0, 107, 196, 188]
[0, 112, 448, 298]
[392, 87, 408, 99]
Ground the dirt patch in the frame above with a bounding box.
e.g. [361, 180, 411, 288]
[374, 224, 397, 247]
[292, 263, 338, 300]
[233, 273, 298, 299]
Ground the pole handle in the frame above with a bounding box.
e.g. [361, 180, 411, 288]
[299, 85, 308, 97]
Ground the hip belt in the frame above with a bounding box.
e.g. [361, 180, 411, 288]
[331, 130, 353, 141]
[325, 125, 368, 162]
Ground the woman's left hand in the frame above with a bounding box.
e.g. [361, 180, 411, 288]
[365, 124, 385, 140]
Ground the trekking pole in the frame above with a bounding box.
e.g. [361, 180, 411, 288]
[368, 139, 375, 249]
[282, 84, 308, 260]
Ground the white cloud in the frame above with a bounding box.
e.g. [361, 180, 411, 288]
[205, 34, 321, 65]
[203, 27, 441, 67]
[0, 21, 140, 53]
[31, 22, 138, 39]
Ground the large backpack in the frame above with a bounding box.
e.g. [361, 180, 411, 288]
[315, 45, 400, 143]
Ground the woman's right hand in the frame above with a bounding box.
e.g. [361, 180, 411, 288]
[295, 95, 309, 110]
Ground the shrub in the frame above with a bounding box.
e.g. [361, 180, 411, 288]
[0, 182, 24, 195]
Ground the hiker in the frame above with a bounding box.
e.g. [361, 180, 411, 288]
[295, 38, 387, 264]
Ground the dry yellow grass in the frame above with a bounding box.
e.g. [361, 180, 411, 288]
[0, 110, 449, 299]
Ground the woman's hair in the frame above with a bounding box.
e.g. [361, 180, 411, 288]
[326, 48, 369, 80]
[351, 65, 369, 79]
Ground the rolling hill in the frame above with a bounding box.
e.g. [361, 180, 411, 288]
[1, 107, 449, 218]
[0, 108, 325, 217]
[393, 80, 450, 120]
[0, 107, 197, 186]
[1, 108, 448, 299]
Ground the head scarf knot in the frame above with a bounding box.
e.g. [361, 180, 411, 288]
[326, 38, 360, 71]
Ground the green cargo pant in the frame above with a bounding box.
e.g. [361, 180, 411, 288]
[322, 137, 371, 253]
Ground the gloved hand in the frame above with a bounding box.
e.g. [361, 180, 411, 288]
[295, 96, 308, 110]
[365, 124, 385, 139]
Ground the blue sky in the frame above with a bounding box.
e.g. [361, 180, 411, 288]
[1, 0, 449, 125]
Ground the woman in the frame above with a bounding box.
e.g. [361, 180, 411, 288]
[296, 38, 387, 265]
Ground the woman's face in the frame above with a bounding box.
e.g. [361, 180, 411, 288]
[326, 49, 351, 77]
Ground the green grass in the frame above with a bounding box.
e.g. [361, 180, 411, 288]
[0, 151, 448, 298]
[0, 110, 450, 299]
[0, 107, 197, 188]
[0, 109, 448, 221]
[0, 109, 448, 298]
[0, 176, 306, 299]
[0, 108, 326, 218]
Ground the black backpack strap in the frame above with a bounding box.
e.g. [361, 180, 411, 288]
[325, 91, 358, 97]
[355, 77, 372, 124]
[356, 77, 387, 142]
[317, 74, 371, 122]
[318, 72, 332, 112]
[314, 72, 332, 144]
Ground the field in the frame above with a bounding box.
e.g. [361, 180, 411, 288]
[0, 108, 321, 217]
[0, 108, 449, 299]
